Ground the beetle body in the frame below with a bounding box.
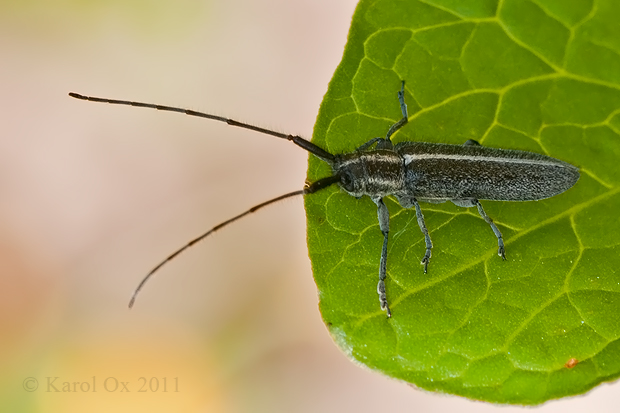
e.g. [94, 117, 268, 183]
[325, 83, 579, 317]
[336, 141, 580, 204]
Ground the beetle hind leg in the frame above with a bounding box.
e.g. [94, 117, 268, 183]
[463, 139, 481, 146]
[451, 198, 506, 260]
[474, 200, 506, 260]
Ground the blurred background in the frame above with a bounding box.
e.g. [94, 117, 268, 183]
[1, 0, 617, 411]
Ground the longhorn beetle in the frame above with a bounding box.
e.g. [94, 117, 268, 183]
[69, 82, 580, 317]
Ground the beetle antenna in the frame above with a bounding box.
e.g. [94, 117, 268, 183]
[68, 92, 335, 163]
[128, 175, 340, 308]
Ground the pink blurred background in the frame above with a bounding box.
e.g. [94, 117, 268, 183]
[1, 0, 617, 411]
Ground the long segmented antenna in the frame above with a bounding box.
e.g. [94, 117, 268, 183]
[68, 93, 335, 163]
[127, 175, 339, 308]
[69, 91, 341, 308]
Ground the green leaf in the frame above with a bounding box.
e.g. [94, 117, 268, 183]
[305, 0, 620, 405]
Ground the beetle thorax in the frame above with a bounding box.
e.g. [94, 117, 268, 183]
[334, 149, 406, 198]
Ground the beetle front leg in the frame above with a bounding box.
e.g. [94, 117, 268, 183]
[373, 197, 391, 318]
[385, 81, 409, 142]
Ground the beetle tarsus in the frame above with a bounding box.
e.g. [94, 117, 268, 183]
[378, 279, 391, 317]
[421, 252, 431, 273]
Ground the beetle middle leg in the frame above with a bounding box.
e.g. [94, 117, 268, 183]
[412, 198, 433, 273]
[397, 196, 434, 273]
[373, 197, 392, 317]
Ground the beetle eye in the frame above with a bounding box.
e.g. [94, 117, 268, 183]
[340, 173, 353, 191]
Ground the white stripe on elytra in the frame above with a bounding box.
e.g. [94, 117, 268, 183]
[403, 153, 561, 167]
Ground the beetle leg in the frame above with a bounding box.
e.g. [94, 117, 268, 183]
[412, 198, 433, 273]
[357, 82, 409, 152]
[356, 137, 385, 151]
[373, 197, 391, 318]
[384, 81, 409, 143]
[463, 139, 481, 146]
[474, 200, 506, 260]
